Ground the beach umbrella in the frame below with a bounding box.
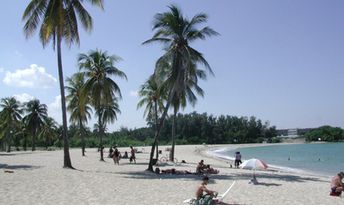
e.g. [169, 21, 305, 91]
[240, 158, 268, 184]
[240, 158, 268, 170]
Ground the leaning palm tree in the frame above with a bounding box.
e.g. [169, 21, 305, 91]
[23, 99, 48, 151]
[0, 97, 23, 152]
[23, 0, 103, 168]
[143, 5, 218, 171]
[137, 75, 166, 159]
[79, 49, 127, 161]
[66, 72, 92, 156]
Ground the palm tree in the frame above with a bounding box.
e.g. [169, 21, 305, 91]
[137, 75, 165, 159]
[143, 5, 218, 171]
[66, 72, 92, 156]
[23, 99, 48, 151]
[168, 63, 206, 161]
[23, 0, 103, 168]
[0, 97, 23, 152]
[79, 50, 127, 161]
[39, 116, 58, 149]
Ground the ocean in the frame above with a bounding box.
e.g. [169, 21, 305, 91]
[210, 143, 344, 177]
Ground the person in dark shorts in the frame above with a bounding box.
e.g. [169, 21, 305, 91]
[234, 151, 242, 168]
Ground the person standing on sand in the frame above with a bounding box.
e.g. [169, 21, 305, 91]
[112, 147, 121, 165]
[130, 146, 136, 164]
[234, 151, 242, 168]
[330, 172, 344, 196]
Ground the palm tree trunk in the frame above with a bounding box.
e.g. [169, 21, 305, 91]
[23, 134, 27, 151]
[57, 36, 73, 169]
[154, 100, 159, 159]
[170, 107, 177, 161]
[6, 131, 11, 153]
[79, 118, 86, 156]
[98, 116, 104, 161]
[148, 90, 174, 171]
[32, 130, 36, 151]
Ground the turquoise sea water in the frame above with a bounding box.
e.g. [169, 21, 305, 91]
[211, 143, 344, 176]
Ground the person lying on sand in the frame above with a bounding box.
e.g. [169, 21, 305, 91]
[330, 172, 344, 196]
[204, 165, 219, 174]
[159, 168, 193, 175]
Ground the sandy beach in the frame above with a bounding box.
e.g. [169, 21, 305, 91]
[0, 144, 342, 205]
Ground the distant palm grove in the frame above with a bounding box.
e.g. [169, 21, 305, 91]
[0, 1, 342, 172]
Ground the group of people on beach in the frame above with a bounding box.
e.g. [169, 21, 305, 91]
[196, 160, 220, 174]
[108, 146, 136, 165]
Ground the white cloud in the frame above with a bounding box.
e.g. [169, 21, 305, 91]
[129, 90, 138, 97]
[48, 95, 62, 124]
[3, 64, 57, 88]
[13, 93, 35, 103]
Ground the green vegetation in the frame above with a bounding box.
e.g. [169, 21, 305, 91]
[304, 126, 344, 142]
[78, 50, 127, 161]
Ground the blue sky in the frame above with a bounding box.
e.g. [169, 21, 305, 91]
[1, 0, 344, 131]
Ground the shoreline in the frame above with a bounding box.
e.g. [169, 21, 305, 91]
[200, 143, 332, 178]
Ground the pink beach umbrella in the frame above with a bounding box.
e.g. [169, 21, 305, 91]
[240, 158, 268, 184]
[239, 158, 268, 170]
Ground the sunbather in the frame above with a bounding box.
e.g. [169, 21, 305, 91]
[204, 165, 219, 174]
[330, 172, 344, 196]
[195, 176, 218, 205]
[196, 160, 207, 174]
[159, 168, 193, 175]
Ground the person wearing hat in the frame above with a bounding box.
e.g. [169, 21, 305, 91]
[330, 172, 344, 196]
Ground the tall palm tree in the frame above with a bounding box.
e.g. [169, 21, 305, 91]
[168, 63, 206, 161]
[137, 75, 166, 159]
[39, 116, 58, 149]
[23, 99, 48, 151]
[23, 0, 103, 168]
[66, 72, 92, 156]
[0, 97, 23, 152]
[143, 5, 218, 171]
[79, 50, 127, 161]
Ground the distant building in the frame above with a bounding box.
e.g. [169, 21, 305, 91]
[277, 128, 315, 138]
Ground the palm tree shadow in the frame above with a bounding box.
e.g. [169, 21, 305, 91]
[231, 172, 327, 183]
[116, 170, 233, 182]
[0, 163, 41, 170]
[0, 152, 34, 156]
[254, 182, 281, 186]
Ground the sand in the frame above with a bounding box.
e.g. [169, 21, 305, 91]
[0, 144, 343, 205]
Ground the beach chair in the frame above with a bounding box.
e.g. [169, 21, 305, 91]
[183, 181, 236, 204]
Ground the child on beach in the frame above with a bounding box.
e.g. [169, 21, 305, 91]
[330, 172, 344, 196]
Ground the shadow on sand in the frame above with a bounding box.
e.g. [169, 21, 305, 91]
[230, 172, 327, 183]
[0, 163, 41, 170]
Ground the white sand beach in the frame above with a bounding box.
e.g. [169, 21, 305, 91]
[0, 144, 342, 205]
